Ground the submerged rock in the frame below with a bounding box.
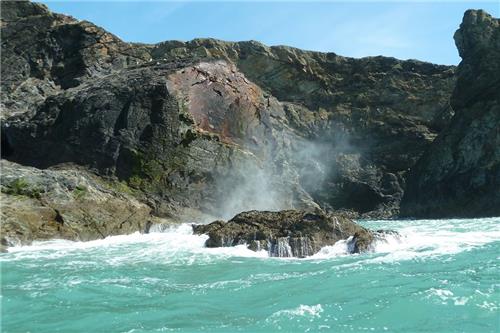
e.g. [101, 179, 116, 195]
[193, 210, 385, 258]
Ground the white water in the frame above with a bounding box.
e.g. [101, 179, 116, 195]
[2, 217, 499, 333]
[5, 217, 500, 264]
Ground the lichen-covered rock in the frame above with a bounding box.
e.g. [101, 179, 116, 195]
[192, 210, 380, 257]
[401, 10, 500, 218]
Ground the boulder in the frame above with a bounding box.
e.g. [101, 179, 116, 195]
[193, 210, 387, 258]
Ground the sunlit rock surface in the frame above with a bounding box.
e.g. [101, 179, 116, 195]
[0, 160, 171, 249]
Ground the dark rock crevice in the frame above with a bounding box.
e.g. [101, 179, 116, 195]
[1, 131, 14, 158]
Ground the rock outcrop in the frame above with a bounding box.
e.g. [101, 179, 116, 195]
[400, 10, 500, 218]
[192, 210, 384, 257]
[0, 160, 172, 250]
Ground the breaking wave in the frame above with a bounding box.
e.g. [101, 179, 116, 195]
[4, 217, 500, 264]
[2, 217, 499, 333]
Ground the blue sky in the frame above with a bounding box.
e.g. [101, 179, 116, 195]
[41, 1, 499, 65]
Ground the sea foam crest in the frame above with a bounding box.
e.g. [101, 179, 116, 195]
[3, 223, 268, 263]
[359, 217, 500, 263]
[268, 304, 324, 319]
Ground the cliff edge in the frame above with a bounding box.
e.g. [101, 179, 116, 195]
[401, 10, 500, 217]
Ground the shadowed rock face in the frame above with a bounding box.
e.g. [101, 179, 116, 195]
[192, 210, 380, 258]
[401, 10, 500, 218]
[1, 1, 151, 120]
[0, 1, 458, 223]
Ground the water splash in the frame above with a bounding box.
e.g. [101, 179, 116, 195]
[2, 218, 499, 333]
[3, 217, 499, 264]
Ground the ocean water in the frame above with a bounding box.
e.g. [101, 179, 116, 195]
[1, 218, 499, 333]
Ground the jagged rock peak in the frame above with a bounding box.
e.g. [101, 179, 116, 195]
[454, 9, 500, 58]
[1, 0, 49, 21]
[400, 9, 500, 218]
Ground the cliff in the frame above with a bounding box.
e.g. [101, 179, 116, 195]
[401, 10, 500, 217]
[1, 1, 495, 246]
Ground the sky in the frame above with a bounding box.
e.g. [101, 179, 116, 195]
[40, 1, 500, 65]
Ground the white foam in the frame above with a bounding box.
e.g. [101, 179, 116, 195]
[3, 217, 499, 264]
[307, 217, 500, 262]
[3, 223, 268, 263]
[364, 219, 500, 262]
[423, 288, 472, 306]
[268, 304, 324, 320]
[309, 237, 354, 259]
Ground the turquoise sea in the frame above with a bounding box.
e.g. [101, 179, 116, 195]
[1, 218, 499, 333]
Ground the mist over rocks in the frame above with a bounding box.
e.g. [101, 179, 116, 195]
[0, 1, 498, 246]
[151, 39, 456, 217]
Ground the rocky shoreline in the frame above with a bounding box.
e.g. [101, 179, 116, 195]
[0, 160, 170, 251]
[0, 2, 498, 250]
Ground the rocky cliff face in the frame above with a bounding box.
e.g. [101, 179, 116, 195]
[150, 39, 456, 216]
[1, 1, 493, 246]
[0, 1, 456, 219]
[400, 10, 500, 218]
